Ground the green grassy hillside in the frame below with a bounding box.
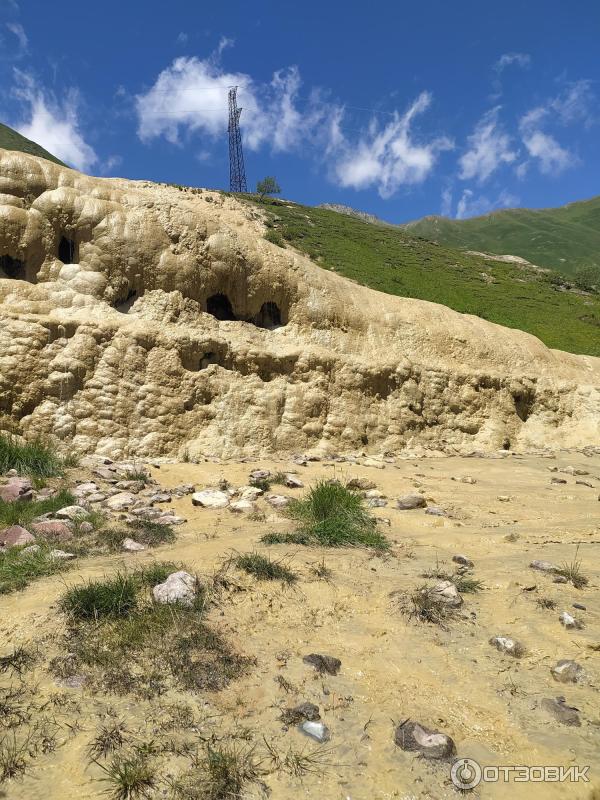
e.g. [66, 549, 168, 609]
[402, 197, 600, 279]
[0, 122, 66, 166]
[240, 196, 600, 358]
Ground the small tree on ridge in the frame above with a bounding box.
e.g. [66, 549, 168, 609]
[256, 176, 281, 201]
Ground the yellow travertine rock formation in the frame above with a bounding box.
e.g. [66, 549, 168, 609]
[1, 148, 599, 458]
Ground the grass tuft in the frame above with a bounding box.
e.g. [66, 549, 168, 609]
[0, 433, 68, 478]
[60, 573, 139, 620]
[235, 552, 297, 583]
[402, 584, 460, 629]
[95, 754, 156, 800]
[262, 480, 388, 550]
[0, 544, 71, 595]
[87, 722, 127, 760]
[172, 743, 264, 800]
[0, 489, 75, 528]
[555, 546, 589, 589]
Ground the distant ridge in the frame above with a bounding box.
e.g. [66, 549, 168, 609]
[401, 197, 600, 278]
[0, 122, 67, 167]
[318, 203, 387, 226]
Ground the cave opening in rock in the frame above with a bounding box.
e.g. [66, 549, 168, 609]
[114, 289, 138, 314]
[254, 301, 283, 329]
[58, 236, 77, 264]
[0, 255, 27, 280]
[206, 293, 237, 321]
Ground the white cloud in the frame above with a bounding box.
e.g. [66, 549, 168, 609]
[6, 22, 27, 51]
[135, 56, 249, 144]
[332, 92, 453, 198]
[550, 80, 595, 126]
[12, 71, 97, 171]
[455, 188, 519, 219]
[440, 187, 452, 216]
[494, 52, 531, 72]
[176, 32, 188, 45]
[135, 57, 341, 156]
[520, 128, 573, 174]
[136, 57, 452, 198]
[459, 107, 517, 183]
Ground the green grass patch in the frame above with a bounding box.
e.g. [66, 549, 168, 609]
[0, 434, 69, 478]
[0, 544, 72, 595]
[60, 573, 139, 620]
[53, 566, 250, 698]
[235, 552, 297, 583]
[262, 480, 388, 550]
[0, 489, 75, 528]
[240, 197, 600, 356]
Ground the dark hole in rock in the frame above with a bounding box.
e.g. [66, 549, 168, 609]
[513, 392, 535, 422]
[58, 237, 77, 264]
[114, 289, 139, 314]
[206, 293, 236, 321]
[200, 352, 218, 369]
[253, 301, 283, 329]
[0, 255, 26, 280]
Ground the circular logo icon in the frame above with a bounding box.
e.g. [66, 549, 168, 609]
[451, 758, 482, 789]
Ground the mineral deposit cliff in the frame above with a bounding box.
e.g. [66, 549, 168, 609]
[1, 148, 599, 458]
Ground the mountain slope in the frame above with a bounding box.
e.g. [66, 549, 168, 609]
[0, 122, 66, 166]
[240, 197, 600, 357]
[402, 197, 600, 278]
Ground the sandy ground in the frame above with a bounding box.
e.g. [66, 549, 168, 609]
[1, 450, 599, 799]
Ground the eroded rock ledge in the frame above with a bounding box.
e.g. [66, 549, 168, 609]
[1, 148, 599, 458]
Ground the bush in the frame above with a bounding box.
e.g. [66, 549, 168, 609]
[269, 480, 389, 550]
[0, 434, 67, 478]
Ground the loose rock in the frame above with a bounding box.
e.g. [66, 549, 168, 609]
[123, 537, 146, 551]
[0, 525, 36, 547]
[299, 720, 330, 743]
[489, 636, 525, 657]
[559, 611, 583, 630]
[551, 659, 584, 683]
[281, 702, 321, 725]
[303, 653, 341, 675]
[56, 505, 88, 521]
[104, 492, 137, 512]
[530, 559, 559, 573]
[396, 494, 427, 510]
[541, 697, 581, 726]
[191, 489, 230, 509]
[153, 571, 197, 606]
[452, 554, 474, 568]
[30, 521, 73, 542]
[394, 720, 456, 760]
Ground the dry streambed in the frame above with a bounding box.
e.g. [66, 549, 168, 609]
[1, 448, 599, 799]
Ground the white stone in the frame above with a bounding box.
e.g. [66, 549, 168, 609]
[123, 537, 146, 551]
[230, 499, 255, 513]
[56, 505, 88, 520]
[191, 489, 230, 509]
[153, 571, 196, 606]
[105, 492, 137, 511]
[266, 494, 291, 509]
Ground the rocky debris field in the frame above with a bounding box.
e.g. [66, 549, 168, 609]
[1, 446, 599, 799]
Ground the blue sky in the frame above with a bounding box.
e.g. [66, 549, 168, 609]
[1, 0, 599, 222]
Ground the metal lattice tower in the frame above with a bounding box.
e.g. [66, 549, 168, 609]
[228, 86, 247, 192]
